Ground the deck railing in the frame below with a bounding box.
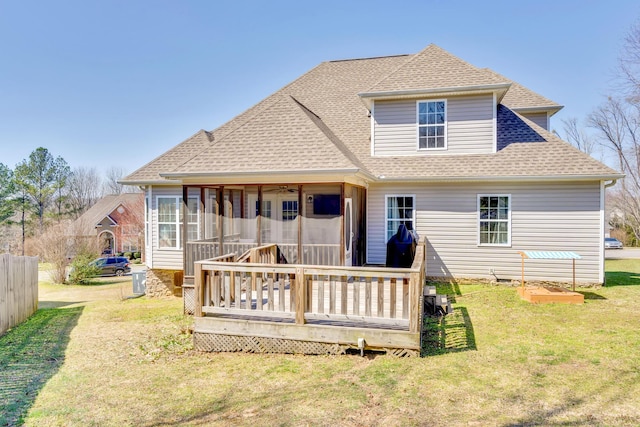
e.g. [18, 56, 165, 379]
[194, 238, 425, 333]
[185, 240, 341, 276]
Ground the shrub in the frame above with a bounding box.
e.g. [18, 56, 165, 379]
[124, 252, 132, 260]
[68, 254, 101, 285]
[133, 252, 141, 260]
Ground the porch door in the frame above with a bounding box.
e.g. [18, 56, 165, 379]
[344, 198, 353, 266]
[250, 193, 298, 244]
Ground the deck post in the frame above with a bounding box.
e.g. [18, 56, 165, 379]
[409, 238, 426, 333]
[409, 271, 420, 333]
[295, 266, 306, 325]
[194, 262, 204, 317]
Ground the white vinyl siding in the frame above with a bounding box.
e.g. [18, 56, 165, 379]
[373, 94, 494, 156]
[367, 181, 603, 284]
[520, 112, 549, 130]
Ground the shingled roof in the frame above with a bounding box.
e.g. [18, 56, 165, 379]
[73, 193, 143, 235]
[122, 44, 620, 185]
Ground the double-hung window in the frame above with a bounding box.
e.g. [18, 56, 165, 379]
[157, 196, 200, 249]
[418, 100, 446, 150]
[386, 195, 415, 242]
[158, 197, 180, 249]
[478, 195, 511, 246]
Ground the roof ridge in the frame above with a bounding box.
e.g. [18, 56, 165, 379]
[363, 44, 509, 94]
[328, 53, 411, 63]
[289, 96, 370, 174]
[484, 68, 562, 109]
[363, 48, 421, 93]
[121, 129, 213, 183]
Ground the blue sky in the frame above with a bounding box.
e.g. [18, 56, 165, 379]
[1, 0, 639, 176]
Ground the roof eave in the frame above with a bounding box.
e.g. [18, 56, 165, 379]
[512, 105, 564, 116]
[159, 168, 377, 185]
[358, 83, 512, 110]
[118, 178, 182, 186]
[374, 173, 625, 183]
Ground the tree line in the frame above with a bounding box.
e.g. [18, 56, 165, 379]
[560, 21, 640, 246]
[0, 147, 139, 255]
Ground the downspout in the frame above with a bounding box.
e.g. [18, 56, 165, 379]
[602, 179, 618, 286]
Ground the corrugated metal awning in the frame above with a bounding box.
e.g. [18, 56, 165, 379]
[519, 251, 581, 260]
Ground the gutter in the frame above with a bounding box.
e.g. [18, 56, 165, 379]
[118, 179, 182, 186]
[160, 168, 377, 181]
[604, 179, 618, 188]
[358, 83, 512, 100]
[375, 174, 626, 184]
[512, 105, 564, 116]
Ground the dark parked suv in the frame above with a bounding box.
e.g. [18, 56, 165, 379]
[91, 256, 131, 276]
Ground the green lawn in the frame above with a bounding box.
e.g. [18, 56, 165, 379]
[1, 261, 639, 426]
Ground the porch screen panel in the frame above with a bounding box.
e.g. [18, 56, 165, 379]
[302, 185, 341, 265]
[186, 193, 200, 242]
[204, 188, 217, 240]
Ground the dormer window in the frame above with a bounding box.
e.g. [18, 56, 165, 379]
[417, 100, 446, 150]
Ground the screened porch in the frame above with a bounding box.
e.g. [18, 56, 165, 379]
[178, 183, 366, 281]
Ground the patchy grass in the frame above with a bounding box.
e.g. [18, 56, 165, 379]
[3, 262, 639, 426]
[604, 258, 640, 287]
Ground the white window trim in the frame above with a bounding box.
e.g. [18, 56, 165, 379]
[156, 195, 201, 249]
[477, 194, 512, 247]
[385, 194, 416, 243]
[416, 99, 447, 151]
[156, 196, 182, 250]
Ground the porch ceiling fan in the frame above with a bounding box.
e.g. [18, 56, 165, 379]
[263, 186, 296, 194]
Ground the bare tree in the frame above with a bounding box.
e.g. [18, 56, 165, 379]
[36, 222, 72, 283]
[103, 166, 140, 195]
[66, 167, 103, 218]
[37, 219, 101, 283]
[619, 20, 640, 100]
[588, 97, 640, 243]
[562, 117, 597, 156]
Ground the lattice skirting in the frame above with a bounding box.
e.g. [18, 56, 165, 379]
[193, 332, 419, 357]
[183, 285, 195, 315]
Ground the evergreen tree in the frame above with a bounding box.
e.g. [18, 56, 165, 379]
[14, 147, 69, 233]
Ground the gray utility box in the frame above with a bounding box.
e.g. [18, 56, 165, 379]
[132, 271, 146, 295]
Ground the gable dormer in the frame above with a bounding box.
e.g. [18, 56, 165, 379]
[359, 45, 511, 157]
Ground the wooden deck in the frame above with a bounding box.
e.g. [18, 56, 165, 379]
[193, 240, 426, 356]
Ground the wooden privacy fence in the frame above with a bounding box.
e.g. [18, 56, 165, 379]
[0, 254, 39, 336]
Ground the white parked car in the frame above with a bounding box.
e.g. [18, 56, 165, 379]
[605, 237, 623, 249]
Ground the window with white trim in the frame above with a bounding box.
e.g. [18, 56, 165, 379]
[385, 195, 415, 242]
[157, 196, 200, 249]
[417, 100, 446, 150]
[281, 200, 298, 242]
[478, 195, 511, 246]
